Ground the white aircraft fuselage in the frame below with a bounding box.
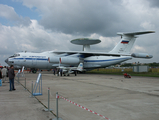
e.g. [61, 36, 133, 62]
[5, 52, 132, 70]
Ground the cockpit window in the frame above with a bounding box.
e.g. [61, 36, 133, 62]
[9, 53, 20, 58]
[13, 54, 20, 57]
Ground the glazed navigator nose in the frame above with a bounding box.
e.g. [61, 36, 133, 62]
[5, 58, 8, 64]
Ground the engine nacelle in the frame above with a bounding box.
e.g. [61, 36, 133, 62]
[60, 57, 80, 64]
[49, 56, 59, 63]
[49, 56, 80, 64]
[131, 53, 153, 59]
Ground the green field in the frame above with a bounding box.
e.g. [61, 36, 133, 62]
[87, 68, 159, 77]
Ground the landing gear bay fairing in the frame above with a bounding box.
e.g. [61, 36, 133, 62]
[5, 31, 155, 74]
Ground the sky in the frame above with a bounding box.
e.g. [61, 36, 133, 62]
[0, 0, 159, 66]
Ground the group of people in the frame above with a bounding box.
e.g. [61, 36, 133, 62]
[53, 68, 63, 76]
[0, 65, 16, 91]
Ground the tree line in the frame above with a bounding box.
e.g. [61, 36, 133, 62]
[120, 62, 159, 67]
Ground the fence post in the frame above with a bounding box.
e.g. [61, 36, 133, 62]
[30, 81, 33, 97]
[53, 92, 63, 120]
[48, 87, 50, 111]
[44, 87, 53, 112]
[56, 92, 58, 119]
[25, 78, 26, 90]
[18, 75, 19, 84]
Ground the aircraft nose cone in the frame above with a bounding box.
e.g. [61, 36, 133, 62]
[5, 58, 8, 64]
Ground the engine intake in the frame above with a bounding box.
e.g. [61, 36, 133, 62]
[49, 56, 59, 63]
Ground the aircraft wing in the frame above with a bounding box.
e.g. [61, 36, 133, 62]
[51, 50, 131, 57]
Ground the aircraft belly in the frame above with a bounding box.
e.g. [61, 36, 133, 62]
[34, 60, 48, 69]
[84, 56, 132, 68]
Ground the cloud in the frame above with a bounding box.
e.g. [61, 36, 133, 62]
[0, 4, 31, 26]
[148, 0, 159, 8]
[0, 20, 67, 54]
[20, 0, 159, 35]
[0, 4, 19, 21]
[20, 0, 142, 36]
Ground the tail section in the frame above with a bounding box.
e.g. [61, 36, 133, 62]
[77, 63, 83, 71]
[109, 31, 155, 54]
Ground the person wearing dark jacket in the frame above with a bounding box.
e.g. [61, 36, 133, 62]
[8, 65, 16, 91]
[0, 69, 2, 83]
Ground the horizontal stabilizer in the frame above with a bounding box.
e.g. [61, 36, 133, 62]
[117, 31, 155, 36]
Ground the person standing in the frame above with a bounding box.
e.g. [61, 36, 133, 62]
[8, 65, 16, 91]
[53, 69, 56, 75]
[60, 69, 63, 76]
[0, 69, 2, 86]
[2, 66, 7, 83]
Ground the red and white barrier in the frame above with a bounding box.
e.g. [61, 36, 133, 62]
[57, 95, 110, 120]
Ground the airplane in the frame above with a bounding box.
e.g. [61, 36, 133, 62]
[5, 31, 155, 73]
[57, 62, 84, 76]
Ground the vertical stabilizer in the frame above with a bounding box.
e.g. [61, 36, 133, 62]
[77, 63, 83, 71]
[109, 31, 155, 54]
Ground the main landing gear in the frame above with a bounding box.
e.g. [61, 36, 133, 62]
[31, 68, 37, 73]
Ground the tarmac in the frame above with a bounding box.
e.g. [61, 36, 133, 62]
[0, 75, 54, 120]
[0, 72, 159, 120]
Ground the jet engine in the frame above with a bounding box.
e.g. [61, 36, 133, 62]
[60, 57, 80, 64]
[49, 56, 80, 64]
[131, 53, 153, 59]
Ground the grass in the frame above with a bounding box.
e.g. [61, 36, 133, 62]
[86, 68, 159, 77]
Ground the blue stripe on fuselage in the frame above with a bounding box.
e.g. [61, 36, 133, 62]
[84, 57, 131, 62]
[12, 58, 48, 61]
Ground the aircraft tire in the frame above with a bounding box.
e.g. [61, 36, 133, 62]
[31, 68, 37, 74]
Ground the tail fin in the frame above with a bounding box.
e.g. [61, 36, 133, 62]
[109, 31, 155, 54]
[77, 63, 83, 71]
